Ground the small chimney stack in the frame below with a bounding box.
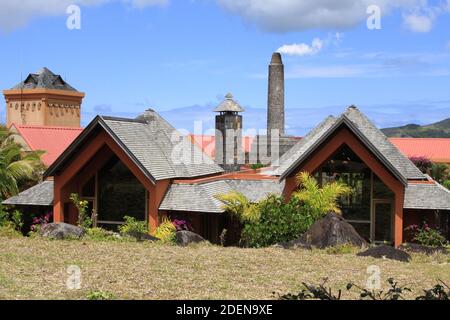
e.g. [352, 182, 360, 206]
[267, 52, 285, 137]
[214, 93, 244, 172]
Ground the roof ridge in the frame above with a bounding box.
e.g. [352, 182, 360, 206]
[100, 115, 146, 123]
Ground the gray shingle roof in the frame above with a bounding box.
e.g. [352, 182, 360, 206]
[2, 181, 53, 206]
[344, 107, 424, 180]
[226, 179, 284, 203]
[159, 180, 232, 213]
[275, 106, 425, 182]
[159, 179, 284, 213]
[404, 182, 450, 210]
[45, 109, 224, 182]
[12, 67, 78, 91]
[213, 93, 245, 113]
[273, 115, 336, 175]
[102, 110, 224, 181]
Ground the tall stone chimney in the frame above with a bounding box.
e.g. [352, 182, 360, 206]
[267, 52, 285, 137]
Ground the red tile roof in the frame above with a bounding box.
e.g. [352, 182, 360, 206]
[188, 135, 255, 158]
[189, 135, 450, 165]
[12, 124, 83, 167]
[389, 138, 450, 164]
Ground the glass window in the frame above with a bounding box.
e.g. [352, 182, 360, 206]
[373, 175, 394, 199]
[81, 176, 95, 197]
[97, 156, 146, 224]
[317, 145, 371, 240]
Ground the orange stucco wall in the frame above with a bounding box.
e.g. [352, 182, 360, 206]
[4, 89, 84, 128]
[52, 128, 170, 232]
[282, 126, 406, 247]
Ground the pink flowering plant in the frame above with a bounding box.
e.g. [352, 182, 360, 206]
[30, 212, 52, 234]
[409, 156, 432, 173]
[405, 222, 448, 247]
[172, 219, 192, 232]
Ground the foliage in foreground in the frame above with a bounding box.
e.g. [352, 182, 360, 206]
[416, 280, 450, 300]
[217, 172, 351, 248]
[0, 222, 23, 238]
[86, 290, 116, 300]
[0, 125, 44, 199]
[405, 222, 448, 247]
[118, 216, 148, 235]
[152, 217, 176, 243]
[292, 172, 352, 221]
[277, 278, 449, 300]
[70, 193, 92, 229]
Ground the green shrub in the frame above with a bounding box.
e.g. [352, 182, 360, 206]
[406, 222, 448, 247]
[70, 193, 92, 229]
[293, 172, 352, 221]
[241, 195, 313, 248]
[443, 180, 450, 190]
[153, 217, 176, 243]
[0, 208, 23, 234]
[86, 290, 115, 300]
[217, 172, 351, 248]
[414, 227, 448, 247]
[216, 191, 260, 224]
[118, 216, 148, 235]
[85, 228, 122, 242]
[0, 222, 22, 238]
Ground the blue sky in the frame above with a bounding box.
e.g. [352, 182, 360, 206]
[1, 0, 450, 135]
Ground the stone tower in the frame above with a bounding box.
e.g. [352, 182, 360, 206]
[267, 52, 285, 137]
[214, 93, 244, 172]
[3, 67, 85, 127]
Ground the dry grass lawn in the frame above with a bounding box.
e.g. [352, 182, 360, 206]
[0, 236, 448, 300]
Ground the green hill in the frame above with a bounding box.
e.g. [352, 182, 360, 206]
[381, 118, 450, 138]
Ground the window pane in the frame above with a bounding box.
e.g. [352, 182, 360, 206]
[98, 156, 146, 224]
[375, 203, 392, 243]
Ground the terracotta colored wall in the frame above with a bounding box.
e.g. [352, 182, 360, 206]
[4, 89, 84, 127]
[282, 126, 406, 247]
[52, 128, 170, 232]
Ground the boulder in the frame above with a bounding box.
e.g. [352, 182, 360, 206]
[289, 213, 367, 249]
[40, 223, 85, 240]
[357, 245, 411, 262]
[399, 243, 449, 255]
[176, 230, 205, 246]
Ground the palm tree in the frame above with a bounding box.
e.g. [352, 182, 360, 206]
[0, 125, 43, 199]
[292, 172, 352, 220]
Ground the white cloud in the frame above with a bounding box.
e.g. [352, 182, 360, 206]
[216, 0, 424, 32]
[0, 0, 168, 31]
[403, 13, 434, 32]
[277, 38, 323, 56]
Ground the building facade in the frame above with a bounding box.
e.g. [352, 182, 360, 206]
[3, 67, 85, 128]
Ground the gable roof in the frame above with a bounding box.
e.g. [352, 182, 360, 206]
[12, 67, 78, 92]
[275, 106, 425, 183]
[390, 138, 450, 164]
[44, 109, 223, 182]
[11, 124, 83, 167]
[2, 181, 53, 206]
